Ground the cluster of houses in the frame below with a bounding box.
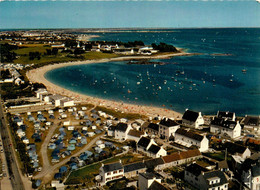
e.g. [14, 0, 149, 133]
[97, 149, 202, 186]
[35, 88, 75, 108]
[0, 63, 27, 85]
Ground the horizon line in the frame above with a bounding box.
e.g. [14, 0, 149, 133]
[1, 26, 260, 31]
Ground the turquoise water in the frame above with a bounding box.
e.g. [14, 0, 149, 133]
[45, 28, 260, 116]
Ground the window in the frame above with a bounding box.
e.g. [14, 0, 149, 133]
[119, 169, 123, 173]
[107, 172, 111, 176]
[113, 171, 117, 174]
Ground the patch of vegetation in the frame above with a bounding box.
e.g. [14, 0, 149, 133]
[96, 106, 146, 120]
[65, 154, 139, 185]
[152, 42, 178, 52]
[0, 43, 18, 62]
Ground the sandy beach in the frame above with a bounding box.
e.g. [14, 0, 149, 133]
[26, 53, 191, 119]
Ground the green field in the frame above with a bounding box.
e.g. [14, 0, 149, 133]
[12, 44, 119, 65]
[65, 154, 143, 185]
[96, 106, 146, 120]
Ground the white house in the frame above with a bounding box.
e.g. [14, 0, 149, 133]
[224, 142, 251, 159]
[99, 161, 124, 185]
[210, 118, 241, 139]
[217, 111, 236, 121]
[137, 136, 157, 153]
[175, 128, 209, 152]
[114, 123, 132, 141]
[60, 98, 74, 107]
[243, 115, 260, 133]
[184, 163, 229, 190]
[138, 172, 161, 190]
[182, 109, 204, 129]
[113, 48, 134, 55]
[147, 144, 167, 158]
[241, 153, 260, 190]
[159, 118, 180, 140]
[35, 88, 48, 99]
[127, 129, 145, 142]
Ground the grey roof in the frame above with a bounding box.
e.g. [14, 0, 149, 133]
[123, 162, 146, 173]
[175, 128, 204, 142]
[148, 144, 161, 154]
[137, 136, 151, 148]
[224, 142, 248, 154]
[182, 110, 199, 122]
[103, 162, 123, 173]
[185, 163, 209, 176]
[144, 158, 164, 169]
[139, 172, 160, 180]
[244, 116, 260, 126]
[211, 118, 238, 129]
[159, 118, 179, 127]
[147, 123, 159, 131]
[203, 170, 228, 188]
[217, 111, 235, 120]
[115, 123, 128, 132]
[252, 163, 260, 177]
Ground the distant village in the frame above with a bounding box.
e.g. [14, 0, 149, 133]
[0, 30, 259, 190]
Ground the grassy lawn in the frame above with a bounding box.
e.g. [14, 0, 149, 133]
[83, 52, 119, 60]
[96, 106, 146, 121]
[203, 152, 229, 161]
[12, 44, 120, 65]
[65, 154, 144, 185]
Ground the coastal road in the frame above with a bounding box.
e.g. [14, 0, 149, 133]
[0, 95, 25, 190]
[35, 132, 104, 183]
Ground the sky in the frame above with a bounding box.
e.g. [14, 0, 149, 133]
[0, 0, 260, 29]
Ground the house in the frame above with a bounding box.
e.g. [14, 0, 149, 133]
[147, 144, 167, 158]
[137, 136, 157, 154]
[127, 129, 145, 142]
[159, 118, 180, 140]
[113, 48, 134, 55]
[49, 94, 65, 107]
[35, 88, 48, 99]
[124, 162, 146, 178]
[99, 161, 124, 184]
[210, 118, 241, 138]
[144, 158, 165, 171]
[147, 180, 170, 190]
[138, 172, 161, 190]
[217, 111, 236, 121]
[182, 109, 204, 129]
[241, 153, 260, 190]
[162, 149, 202, 169]
[243, 115, 260, 132]
[146, 123, 159, 136]
[184, 163, 228, 190]
[175, 128, 209, 152]
[224, 142, 251, 159]
[114, 123, 132, 141]
[60, 97, 74, 107]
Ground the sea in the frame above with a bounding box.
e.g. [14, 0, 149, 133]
[45, 28, 260, 116]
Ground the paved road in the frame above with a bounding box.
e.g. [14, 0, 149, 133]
[0, 96, 25, 190]
[35, 132, 104, 182]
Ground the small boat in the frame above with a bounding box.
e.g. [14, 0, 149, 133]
[137, 82, 141, 85]
[242, 69, 247, 74]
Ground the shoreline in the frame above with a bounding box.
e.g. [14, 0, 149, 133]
[26, 52, 196, 119]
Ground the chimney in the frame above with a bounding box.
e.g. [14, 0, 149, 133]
[102, 163, 104, 167]
[119, 159, 122, 163]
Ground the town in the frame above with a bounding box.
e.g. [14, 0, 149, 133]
[0, 30, 259, 190]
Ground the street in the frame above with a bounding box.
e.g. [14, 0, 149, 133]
[0, 95, 25, 190]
